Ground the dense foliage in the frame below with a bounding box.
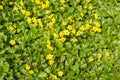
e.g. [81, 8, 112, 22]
[0, 0, 120, 80]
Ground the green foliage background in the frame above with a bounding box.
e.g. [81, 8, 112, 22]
[0, 0, 120, 80]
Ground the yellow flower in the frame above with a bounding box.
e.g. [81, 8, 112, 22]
[60, 37, 66, 43]
[63, 4, 67, 7]
[86, 0, 91, 3]
[76, 31, 81, 36]
[97, 28, 102, 32]
[13, 6, 18, 11]
[28, 70, 34, 74]
[85, 24, 91, 30]
[58, 71, 63, 77]
[33, 10, 37, 14]
[9, 2, 13, 5]
[67, 25, 72, 30]
[80, 13, 84, 17]
[88, 56, 94, 62]
[80, 26, 85, 31]
[2, 1, 5, 5]
[49, 22, 54, 27]
[89, 19, 92, 24]
[21, 9, 26, 14]
[71, 29, 76, 34]
[62, 21, 67, 26]
[19, 0, 24, 6]
[25, 11, 31, 16]
[37, 19, 43, 28]
[71, 37, 77, 42]
[46, 0, 49, 7]
[49, 59, 54, 65]
[35, 0, 41, 5]
[33, 22, 37, 27]
[47, 40, 51, 45]
[83, 6, 87, 9]
[53, 33, 59, 38]
[13, 24, 16, 28]
[46, 54, 53, 60]
[47, 14, 54, 19]
[98, 54, 102, 59]
[60, 0, 65, 3]
[52, 17, 56, 23]
[41, 2, 49, 9]
[0, 5, 3, 10]
[63, 30, 70, 36]
[18, 6, 22, 10]
[94, 21, 100, 27]
[25, 64, 30, 70]
[9, 40, 16, 45]
[51, 74, 57, 79]
[105, 52, 110, 57]
[31, 0, 35, 2]
[37, 19, 42, 23]
[27, 17, 32, 23]
[9, 26, 14, 31]
[59, 31, 64, 37]
[68, 16, 74, 22]
[88, 5, 93, 10]
[92, 27, 98, 32]
[17, 29, 21, 33]
[47, 45, 54, 51]
[32, 17, 37, 23]
[46, 10, 49, 14]
[94, 14, 98, 19]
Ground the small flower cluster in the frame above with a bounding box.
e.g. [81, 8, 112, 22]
[46, 54, 54, 65]
[25, 64, 34, 74]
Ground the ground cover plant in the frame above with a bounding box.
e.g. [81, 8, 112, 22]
[0, 0, 120, 80]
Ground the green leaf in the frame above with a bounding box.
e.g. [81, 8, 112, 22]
[80, 63, 87, 69]
[44, 67, 51, 73]
[38, 72, 47, 78]
[0, 50, 5, 55]
[3, 62, 9, 73]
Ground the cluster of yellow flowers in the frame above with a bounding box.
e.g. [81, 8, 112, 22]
[46, 54, 54, 65]
[13, 0, 43, 28]
[41, 0, 49, 9]
[53, 33, 59, 39]
[27, 17, 43, 27]
[60, 0, 65, 3]
[92, 21, 101, 32]
[9, 0, 102, 46]
[51, 71, 63, 79]
[48, 16, 56, 31]
[31, 0, 50, 9]
[0, 5, 3, 10]
[9, 24, 21, 33]
[87, 51, 114, 63]
[47, 40, 54, 51]
[86, 0, 91, 3]
[25, 64, 34, 74]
